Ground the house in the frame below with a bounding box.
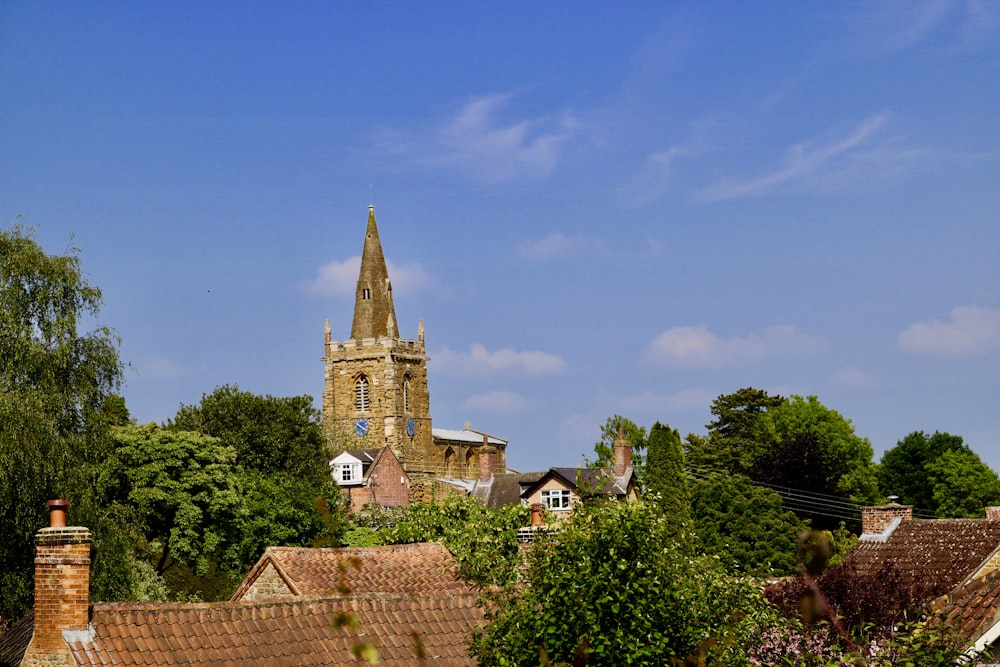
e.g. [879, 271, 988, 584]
[840, 503, 1000, 658]
[7, 501, 483, 667]
[330, 447, 410, 511]
[231, 542, 477, 601]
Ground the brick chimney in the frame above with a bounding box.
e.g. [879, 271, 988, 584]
[479, 439, 497, 482]
[21, 500, 92, 667]
[613, 429, 631, 477]
[861, 502, 913, 535]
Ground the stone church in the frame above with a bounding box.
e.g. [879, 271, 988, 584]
[322, 206, 507, 502]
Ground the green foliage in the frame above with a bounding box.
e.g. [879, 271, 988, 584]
[877, 431, 1000, 517]
[103, 425, 243, 577]
[0, 223, 123, 621]
[590, 415, 647, 483]
[169, 384, 328, 482]
[472, 499, 777, 666]
[360, 495, 528, 588]
[692, 387, 787, 474]
[690, 471, 805, 576]
[926, 448, 1000, 517]
[645, 422, 691, 544]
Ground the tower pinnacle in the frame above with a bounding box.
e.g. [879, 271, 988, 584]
[350, 206, 398, 340]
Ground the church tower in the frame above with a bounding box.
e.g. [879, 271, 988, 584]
[323, 206, 433, 493]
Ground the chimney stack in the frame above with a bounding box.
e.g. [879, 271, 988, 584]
[861, 502, 913, 535]
[22, 500, 92, 667]
[613, 429, 631, 477]
[478, 438, 497, 482]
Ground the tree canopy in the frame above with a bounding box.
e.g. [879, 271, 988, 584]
[645, 421, 691, 544]
[0, 224, 123, 621]
[590, 415, 647, 482]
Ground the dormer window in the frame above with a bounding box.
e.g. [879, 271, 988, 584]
[541, 489, 572, 510]
[340, 463, 358, 482]
[355, 376, 370, 412]
[331, 452, 364, 486]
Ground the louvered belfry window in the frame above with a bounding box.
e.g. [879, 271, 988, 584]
[355, 376, 370, 412]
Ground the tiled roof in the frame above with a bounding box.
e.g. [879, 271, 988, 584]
[929, 568, 1000, 645]
[65, 593, 483, 666]
[845, 519, 1000, 595]
[0, 611, 34, 667]
[231, 542, 475, 601]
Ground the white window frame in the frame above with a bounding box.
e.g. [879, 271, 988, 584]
[541, 489, 572, 510]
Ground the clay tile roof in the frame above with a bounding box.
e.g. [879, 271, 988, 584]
[929, 568, 1000, 645]
[231, 542, 475, 602]
[845, 519, 1000, 595]
[64, 593, 483, 666]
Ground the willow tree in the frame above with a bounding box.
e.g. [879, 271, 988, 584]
[0, 223, 123, 620]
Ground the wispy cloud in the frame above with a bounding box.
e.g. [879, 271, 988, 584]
[899, 305, 1000, 355]
[609, 387, 716, 413]
[851, 0, 999, 53]
[464, 390, 533, 413]
[697, 115, 929, 201]
[646, 325, 827, 369]
[305, 256, 435, 298]
[377, 93, 581, 183]
[433, 343, 566, 376]
[516, 232, 607, 260]
[619, 146, 691, 205]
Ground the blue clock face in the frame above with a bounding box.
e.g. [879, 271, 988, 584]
[354, 418, 369, 437]
[406, 418, 415, 437]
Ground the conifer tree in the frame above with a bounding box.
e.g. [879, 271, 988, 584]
[645, 421, 691, 543]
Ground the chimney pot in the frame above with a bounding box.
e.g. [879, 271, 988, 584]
[46, 499, 69, 528]
[530, 503, 545, 527]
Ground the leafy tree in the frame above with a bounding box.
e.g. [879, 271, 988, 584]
[689, 387, 786, 474]
[926, 448, 1000, 518]
[0, 223, 123, 621]
[590, 415, 647, 482]
[357, 495, 528, 588]
[753, 395, 880, 526]
[471, 499, 779, 666]
[877, 431, 973, 512]
[169, 384, 329, 482]
[645, 421, 691, 543]
[101, 425, 242, 578]
[690, 471, 805, 576]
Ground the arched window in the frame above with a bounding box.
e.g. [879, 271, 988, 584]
[402, 376, 410, 413]
[444, 447, 455, 477]
[354, 376, 370, 412]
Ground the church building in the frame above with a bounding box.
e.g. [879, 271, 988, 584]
[322, 206, 507, 503]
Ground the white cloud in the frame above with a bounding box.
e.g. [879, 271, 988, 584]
[829, 367, 880, 389]
[646, 325, 827, 369]
[516, 233, 605, 260]
[377, 93, 581, 183]
[306, 256, 435, 298]
[464, 390, 532, 413]
[433, 343, 566, 376]
[899, 305, 1000, 355]
[698, 115, 923, 201]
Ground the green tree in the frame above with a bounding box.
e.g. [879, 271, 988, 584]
[169, 384, 329, 482]
[0, 223, 123, 621]
[926, 448, 1000, 518]
[687, 387, 786, 475]
[877, 431, 971, 512]
[645, 422, 691, 543]
[590, 415, 647, 483]
[472, 499, 779, 666]
[690, 471, 805, 576]
[102, 425, 243, 578]
[754, 395, 879, 505]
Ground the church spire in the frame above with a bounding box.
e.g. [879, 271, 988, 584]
[351, 205, 398, 340]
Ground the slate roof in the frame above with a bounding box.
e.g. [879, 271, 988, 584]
[431, 428, 506, 447]
[63, 593, 482, 666]
[846, 519, 1000, 595]
[522, 467, 633, 499]
[231, 542, 475, 601]
[469, 471, 546, 508]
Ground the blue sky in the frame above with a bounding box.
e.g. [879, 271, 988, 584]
[2, 2, 999, 473]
